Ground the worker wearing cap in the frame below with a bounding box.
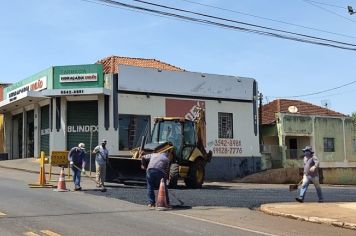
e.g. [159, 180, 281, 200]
[296, 146, 324, 203]
[68, 143, 86, 191]
[93, 139, 109, 189]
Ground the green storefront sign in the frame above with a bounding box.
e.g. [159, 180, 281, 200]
[3, 68, 53, 100]
[53, 64, 103, 89]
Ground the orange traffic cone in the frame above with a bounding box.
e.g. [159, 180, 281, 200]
[54, 167, 68, 192]
[156, 178, 169, 210]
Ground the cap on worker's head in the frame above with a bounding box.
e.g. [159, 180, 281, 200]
[78, 143, 85, 150]
[101, 139, 107, 144]
[302, 146, 314, 153]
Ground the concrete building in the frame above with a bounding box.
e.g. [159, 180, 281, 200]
[0, 83, 11, 158]
[0, 56, 261, 180]
[261, 99, 356, 184]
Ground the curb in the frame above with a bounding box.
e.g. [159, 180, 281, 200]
[0, 165, 61, 177]
[0, 165, 40, 174]
[260, 205, 356, 231]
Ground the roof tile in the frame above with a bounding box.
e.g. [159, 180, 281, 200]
[96, 55, 184, 74]
[262, 99, 346, 125]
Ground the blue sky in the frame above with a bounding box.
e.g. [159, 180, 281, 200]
[1, 0, 355, 115]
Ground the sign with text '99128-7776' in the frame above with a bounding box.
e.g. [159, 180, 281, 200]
[59, 73, 97, 83]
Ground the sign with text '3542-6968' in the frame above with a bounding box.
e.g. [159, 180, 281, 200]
[59, 73, 97, 83]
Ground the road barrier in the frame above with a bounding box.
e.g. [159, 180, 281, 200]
[28, 151, 53, 188]
[48, 151, 70, 182]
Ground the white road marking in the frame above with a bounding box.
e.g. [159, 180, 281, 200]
[23, 232, 40, 236]
[168, 211, 280, 236]
[40, 229, 62, 236]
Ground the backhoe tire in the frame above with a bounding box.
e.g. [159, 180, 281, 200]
[168, 163, 179, 189]
[184, 159, 205, 189]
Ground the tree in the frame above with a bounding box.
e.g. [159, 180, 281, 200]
[352, 112, 356, 124]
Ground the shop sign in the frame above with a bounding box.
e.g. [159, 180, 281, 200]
[60, 89, 85, 95]
[207, 139, 243, 155]
[7, 76, 47, 99]
[40, 128, 50, 136]
[165, 98, 205, 120]
[67, 125, 98, 133]
[60, 73, 97, 83]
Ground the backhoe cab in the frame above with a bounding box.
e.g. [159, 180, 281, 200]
[133, 108, 212, 188]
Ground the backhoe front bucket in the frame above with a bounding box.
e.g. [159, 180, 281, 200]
[106, 157, 146, 183]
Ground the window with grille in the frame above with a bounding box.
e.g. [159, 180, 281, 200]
[118, 114, 150, 151]
[323, 137, 335, 152]
[218, 112, 233, 139]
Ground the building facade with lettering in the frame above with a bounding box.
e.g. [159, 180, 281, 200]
[0, 64, 109, 160]
[261, 99, 356, 184]
[0, 56, 261, 180]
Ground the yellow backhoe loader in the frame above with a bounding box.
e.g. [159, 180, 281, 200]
[107, 108, 212, 188]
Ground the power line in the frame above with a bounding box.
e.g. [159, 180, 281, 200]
[178, 0, 356, 39]
[89, 0, 356, 51]
[84, 0, 356, 51]
[306, 88, 356, 100]
[133, 0, 356, 47]
[303, 0, 346, 9]
[82, 0, 203, 24]
[302, 0, 356, 24]
[268, 80, 356, 98]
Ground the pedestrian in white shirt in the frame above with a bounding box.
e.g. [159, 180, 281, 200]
[93, 139, 109, 190]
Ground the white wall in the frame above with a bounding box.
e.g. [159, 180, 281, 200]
[205, 100, 260, 157]
[118, 94, 165, 126]
[98, 94, 117, 154]
[118, 65, 254, 100]
[116, 94, 260, 157]
[50, 97, 67, 152]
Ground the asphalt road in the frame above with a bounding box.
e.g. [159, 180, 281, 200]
[86, 180, 356, 209]
[0, 172, 256, 236]
[1, 167, 356, 236]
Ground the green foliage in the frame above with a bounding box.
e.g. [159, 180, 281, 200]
[352, 112, 356, 123]
[352, 112, 356, 138]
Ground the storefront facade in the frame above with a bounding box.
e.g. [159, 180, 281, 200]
[112, 64, 261, 180]
[0, 57, 261, 180]
[0, 64, 110, 161]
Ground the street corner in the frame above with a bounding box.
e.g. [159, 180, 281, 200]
[260, 202, 308, 221]
[259, 202, 337, 217]
[260, 202, 356, 231]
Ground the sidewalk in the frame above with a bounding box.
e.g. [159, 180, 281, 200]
[1, 158, 356, 231]
[261, 202, 356, 231]
[0, 158, 102, 190]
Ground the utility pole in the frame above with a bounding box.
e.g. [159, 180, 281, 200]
[258, 93, 263, 153]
